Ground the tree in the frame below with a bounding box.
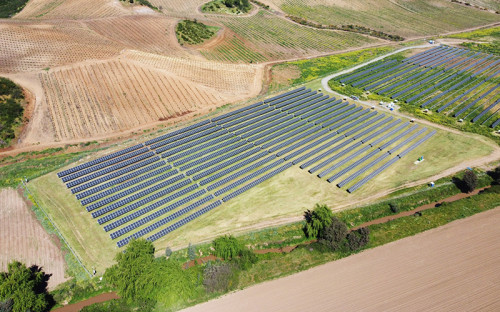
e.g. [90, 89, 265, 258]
[389, 202, 399, 213]
[303, 204, 333, 238]
[463, 170, 478, 193]
[212, 236, 242, 260]
[319, 217, 348, 251]
[104, 239, 155, 301]
[0, 261, 53, 312]
[346, 227, 370, 251]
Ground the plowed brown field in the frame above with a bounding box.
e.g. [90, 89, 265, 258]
[14, 0, 129, 19]
[182, 207, 500, 312]
[0, 188, 67, 289]
[36, 58, 230, 142]
[0, 20, 122, 73]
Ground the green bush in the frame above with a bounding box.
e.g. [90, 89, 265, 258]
[0, 77, 25, 148]
[0, 0, 29, 18]
[346, 227, 370, 251]
[212, 236, 243, 260]
[462, 170, 478, 193]
[202, 262, 238, 293]
[303, 204, 333, 238]
[175, 20, 218, 45]
[318, 217, 348, 251]
[0, 261, 54, 312]
[389, 202, 399, 213]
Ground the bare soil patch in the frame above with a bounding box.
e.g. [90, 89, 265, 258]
[0, 188, 67, 289]
[182, 207, 500, 312]
[52, 292, 120, 312]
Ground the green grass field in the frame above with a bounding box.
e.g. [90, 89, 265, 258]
[27, 116, 496, 271]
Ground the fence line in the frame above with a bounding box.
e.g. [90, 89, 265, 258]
[21, 181, 92, 278]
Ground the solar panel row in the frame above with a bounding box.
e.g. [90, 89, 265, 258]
[145, 119, 210, 146]
[66, 152, 156, 188]
[75, 162, 168, 199]
[70, 157, 161, 194]
[57, 143, 144, 178]
[62, 147, 149, 182]
[98, 183, 199, 225]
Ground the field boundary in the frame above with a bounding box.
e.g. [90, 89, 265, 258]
[21, 181, 92, 278]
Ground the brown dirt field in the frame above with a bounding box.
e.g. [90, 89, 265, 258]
[182, 207, 500, 312]
[0, 20, 123, 73]
[13, 0, 130, 20]
[0, 188, 67, 289]
[52, 292, 120, 312]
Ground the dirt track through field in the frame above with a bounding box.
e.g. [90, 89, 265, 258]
[182, 207, 500, 312]
[0, 188, 67, 289]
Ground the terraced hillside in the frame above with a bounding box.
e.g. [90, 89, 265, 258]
[263, 0, 500, 38]
[202, 10, 379, 63]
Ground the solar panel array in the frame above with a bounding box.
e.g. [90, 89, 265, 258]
[58, 86, 435, 247]
[337, 45, 500, 128]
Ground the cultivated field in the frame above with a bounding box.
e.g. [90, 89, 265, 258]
[203, 10, 379, 63]
[263, 0, 500, 38]
[0, 188, 67, 289]
[35, 58, 233, 142]
[13, 0, 130, 19]
[150, 0, 206, 17]
[182, 207, 500, 312]
[85, 15, 186, 57]
[0, 20, 122, 73]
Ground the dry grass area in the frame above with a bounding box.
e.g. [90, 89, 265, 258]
[0, 188, 67, 289]
[182, 206, 500, 312]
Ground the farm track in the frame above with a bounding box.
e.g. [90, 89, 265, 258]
[182, 207, 500, 312]
[0, 188, 67, 289]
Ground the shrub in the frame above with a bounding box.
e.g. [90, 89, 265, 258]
[203, 262, 237, 293]
[463, 170, 478, 193]
[165, 247, 172, 258]
[212, 236, 243, 260]
[319, 217, 348, 251]
[389, 202, 399, 213]
[303, 204, 333, 238]
[346, 227, 370, 251]
[188, 243, 196, 261]
[233, 249, 258, 271]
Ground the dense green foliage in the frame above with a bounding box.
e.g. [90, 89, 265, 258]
[0, 261, 54, 312]
[104, 239, 203, 308]
[0, 151, 89, 187]
[0, 0, 29, 18]
[303, 204, 334, 238]
[202, 0, 251, 14]
[212, 236, 243, 260]
[346, 227, 370, 251]
[176, 20, 218, 45]
[462, 170, 478, 193]
[0, 77, 25, 147]
[319, 217, 348, 251]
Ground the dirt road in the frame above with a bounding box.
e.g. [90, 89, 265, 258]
[182, 207, 500, 312]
